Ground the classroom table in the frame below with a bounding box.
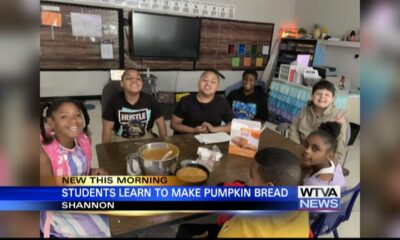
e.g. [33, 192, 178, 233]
[96, 128, 302, 237]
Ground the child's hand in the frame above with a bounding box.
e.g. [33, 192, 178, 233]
[201, 122, 216, 133]
[332, 110, 347, 124]
[195, 125, 209, 133]
[90, 168, 109, 176]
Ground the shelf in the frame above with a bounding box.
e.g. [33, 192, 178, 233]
[279, 49, 314, 54]
[318, 40, 360, 48]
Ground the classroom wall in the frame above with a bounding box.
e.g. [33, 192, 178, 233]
[40, 0, 297, 97]
[293, 0, 360, 90]
[293, 0, 360, 38]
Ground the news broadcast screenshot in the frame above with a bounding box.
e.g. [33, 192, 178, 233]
[1, 0, 400, 238]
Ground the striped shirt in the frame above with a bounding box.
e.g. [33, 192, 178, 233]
[40, 140, 111, 238]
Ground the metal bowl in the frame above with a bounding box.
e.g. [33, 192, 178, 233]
[137, 142, 180, 176]
[175, 162, 210, 186]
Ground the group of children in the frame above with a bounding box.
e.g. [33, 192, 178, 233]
[102, 68, 267, 140]
[39, 69, 347, 237]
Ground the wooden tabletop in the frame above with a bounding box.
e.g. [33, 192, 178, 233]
[96, 128, 302, 236]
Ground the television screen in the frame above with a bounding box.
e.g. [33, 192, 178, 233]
[131, 11, 201, 59]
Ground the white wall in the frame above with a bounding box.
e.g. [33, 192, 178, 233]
[40, 0, 297, 97]
[40, 71, 110, 97]
[292, 0, 360, 90]
[322, 44, 360, 90]
[293, 0, 360, 38]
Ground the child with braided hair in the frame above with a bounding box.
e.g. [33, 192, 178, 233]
[301, 121, 346, 188]
[40, 98, 110, 238]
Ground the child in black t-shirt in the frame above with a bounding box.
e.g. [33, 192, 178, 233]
[226, 69, 268, 122]
[171, 70, 233, 135]
[102, 69, 167, 143]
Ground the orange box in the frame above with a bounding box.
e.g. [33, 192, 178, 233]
[229, 119, 265, 158]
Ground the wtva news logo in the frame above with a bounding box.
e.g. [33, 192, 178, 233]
[298, 186, 341, 211]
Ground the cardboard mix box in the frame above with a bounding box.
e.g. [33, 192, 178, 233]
[228, 119, 266, 158]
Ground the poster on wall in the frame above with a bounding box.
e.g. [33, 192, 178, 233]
[126, 0, 139, 8]
[41, 11, 62, 27]
[138, 0, 150, 9]
[218, 4, 228, 18]
[101, 0, 115, 4]
[209, 2, 218, 18]
[256, 57, 263, 67]
[191, 1, 201, 16]
[182, 0, 191, 15]
[227, 4, 235, 19]
[114, 0, 127, 6]
[77, 0, 236, 20]
[238, 44, 246, 56]
[262, 45, 269, 55]
[71, 12, 103, 38]
[150, 0, 162, 10]
[100, 42, 114, 59]
[232, 57, 240, 67]
[171, 0, 182, 13]
[200, 2, 211, 17]
[244, 57, 251, 67]
[161, 0, 172, 12]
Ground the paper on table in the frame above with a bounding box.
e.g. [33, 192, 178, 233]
[194, 132, 231, 144]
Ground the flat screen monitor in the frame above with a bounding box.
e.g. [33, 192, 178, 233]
[131, 11, 201, 59]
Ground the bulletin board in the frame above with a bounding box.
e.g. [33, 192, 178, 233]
[40, 1, 124, 70]
[196, 19, 274, 70]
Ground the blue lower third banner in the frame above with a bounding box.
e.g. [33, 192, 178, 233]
[0, 186, 341, 211]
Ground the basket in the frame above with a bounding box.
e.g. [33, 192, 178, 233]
[303, 76, 321, 87]
[303, 68, 321, 87]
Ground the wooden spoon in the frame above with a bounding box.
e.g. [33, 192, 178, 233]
[161, 150, 173, 160]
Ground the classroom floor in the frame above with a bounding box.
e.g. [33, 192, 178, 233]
[86, 100, 360, 238]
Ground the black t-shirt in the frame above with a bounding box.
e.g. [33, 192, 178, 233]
[226, 88, 268, 121]
[102, 91, 162, 138]
[173, 93, 233, 134]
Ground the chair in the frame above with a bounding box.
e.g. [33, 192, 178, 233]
[101, 81, 122, 115]
[342, 122, 360, 167]
[100, 80, 160, 138]
[311, 183, 360, 238]
[101, 80, 155, 114]
[276, 122, 290, 137]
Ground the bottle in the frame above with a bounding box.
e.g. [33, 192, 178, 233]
[313, 24, 321, 39]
